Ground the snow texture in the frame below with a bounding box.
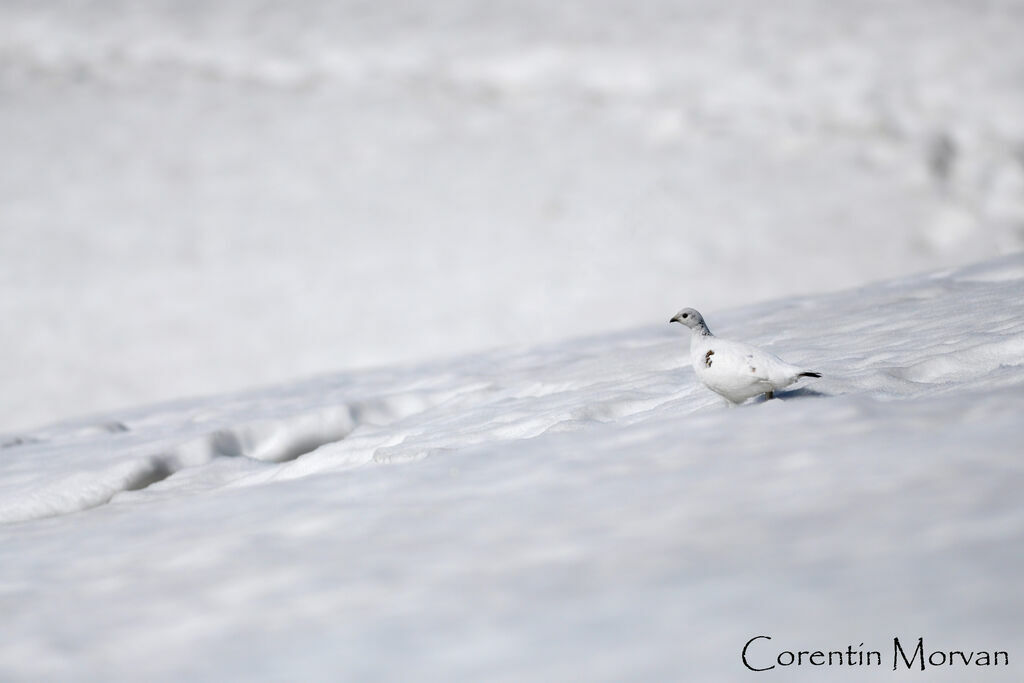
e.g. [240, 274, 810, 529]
[3, 0, 1024, 431]
[3, 2, 1024, 679]
[1, 255, 1023, 681]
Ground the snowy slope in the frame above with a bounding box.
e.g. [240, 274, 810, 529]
[4, 0, 1024, 431]
[1, 254, 1022, 681]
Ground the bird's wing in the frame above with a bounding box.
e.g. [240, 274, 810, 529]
[702, 338, 776, 382]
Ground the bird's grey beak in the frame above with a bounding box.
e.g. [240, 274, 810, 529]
[669, 315, 680, 324]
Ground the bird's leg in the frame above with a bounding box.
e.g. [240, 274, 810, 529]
[764, 390, 774, 400]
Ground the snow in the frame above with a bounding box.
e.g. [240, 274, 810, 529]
[2, 254, 1023, 681]
[3, 0, 1024, 431]
[3, 2, 1024, 679]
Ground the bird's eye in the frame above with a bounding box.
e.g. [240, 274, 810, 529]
[682, 313, 689, 318]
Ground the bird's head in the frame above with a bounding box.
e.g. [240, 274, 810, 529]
[669, 307, 705, 330]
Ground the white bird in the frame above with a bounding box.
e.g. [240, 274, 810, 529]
[669, 307, 821, 404]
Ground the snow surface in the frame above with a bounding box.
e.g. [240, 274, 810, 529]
[2, 255, 1023, 681]
[4, 0, 1024, 431]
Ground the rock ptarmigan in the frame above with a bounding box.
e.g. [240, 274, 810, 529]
[670, 308, 821, 404]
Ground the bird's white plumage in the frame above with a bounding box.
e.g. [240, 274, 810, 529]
[670, 308, 820, 404]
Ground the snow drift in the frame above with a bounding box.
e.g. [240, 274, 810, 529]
[1, 254, 1022, 681]
[4, 0, 1024, 432]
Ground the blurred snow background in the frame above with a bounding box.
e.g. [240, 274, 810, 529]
[2, 0, 1023, 431]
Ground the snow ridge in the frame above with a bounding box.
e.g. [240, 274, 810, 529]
[1, 255, 1023, 681]
[3, 254, 1023, 526]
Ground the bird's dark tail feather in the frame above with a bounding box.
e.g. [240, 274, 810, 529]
[799, 372, 822, 378]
